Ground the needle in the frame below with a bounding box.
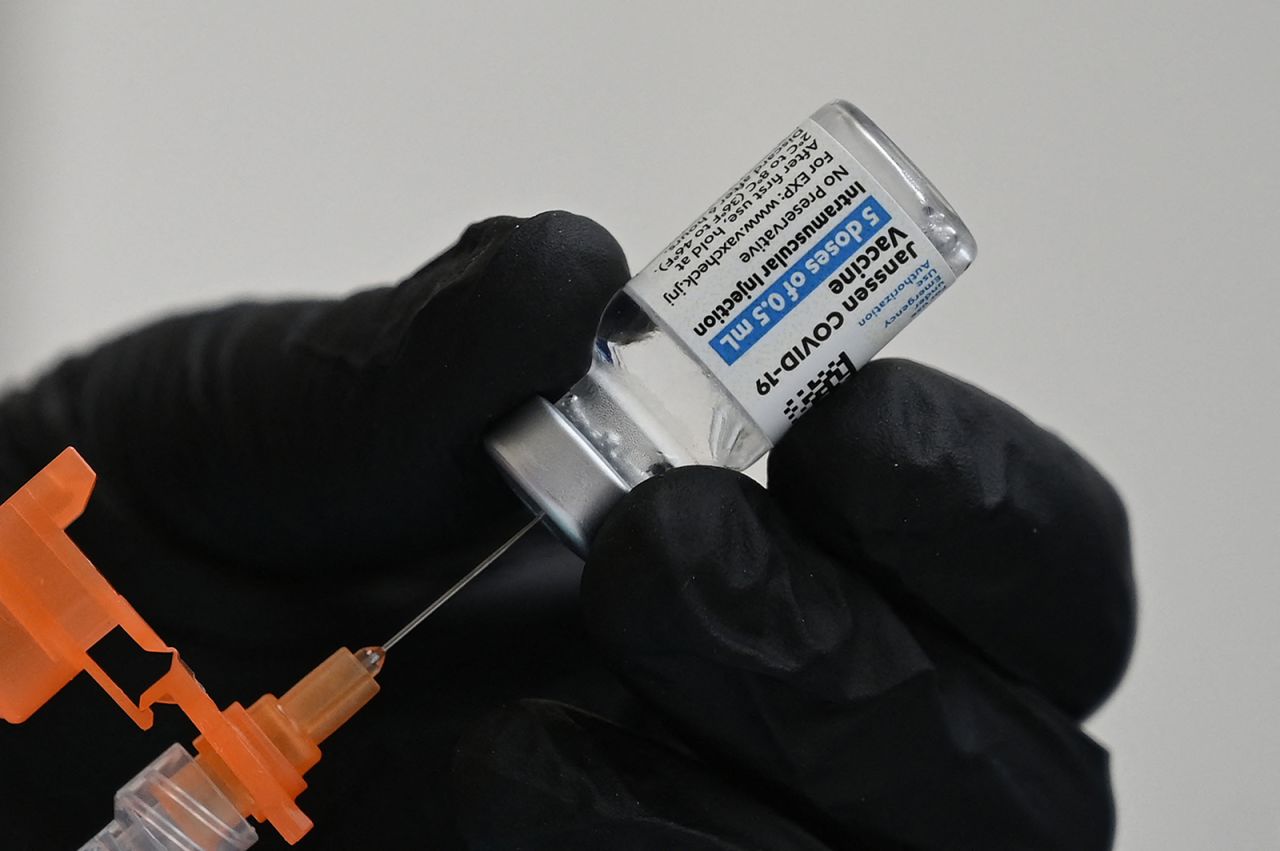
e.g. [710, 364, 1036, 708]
[381, 512, 545, 651]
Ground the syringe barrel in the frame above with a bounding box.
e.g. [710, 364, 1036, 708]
[81, 647, 384, 849]
[80, 744, 257, 851]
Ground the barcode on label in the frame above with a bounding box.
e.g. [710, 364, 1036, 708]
[782, 351, 857, 423]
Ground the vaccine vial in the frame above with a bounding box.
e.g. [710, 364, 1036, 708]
[488, 101, 976, 552]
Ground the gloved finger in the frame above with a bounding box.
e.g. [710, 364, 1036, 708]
[0, 211, 628, 578]
[767, 358, 1135, 719]
[451, 699, 836, 851]
[583, 467, 1115, 851]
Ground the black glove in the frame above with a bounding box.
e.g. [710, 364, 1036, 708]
[0, 212, 1134, 850]
[452, 360, 1133, 850]
[0, 211, 630, 849]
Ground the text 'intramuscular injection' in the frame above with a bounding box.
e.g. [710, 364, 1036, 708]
[489, 100, 975, 553]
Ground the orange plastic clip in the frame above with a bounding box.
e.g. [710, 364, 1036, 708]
[0, 448, 351, 844]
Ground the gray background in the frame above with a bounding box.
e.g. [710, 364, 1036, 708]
[2, 2, 1277, 847]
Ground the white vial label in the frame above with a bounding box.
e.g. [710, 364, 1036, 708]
[626, 119, 957, 441]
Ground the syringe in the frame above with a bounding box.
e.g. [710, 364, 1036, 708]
[0, 449, 542, 848]
[81, 646, 386, 851]
[78, 514, 541, 851]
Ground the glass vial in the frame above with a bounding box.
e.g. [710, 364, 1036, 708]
[488, 101, 975, 553]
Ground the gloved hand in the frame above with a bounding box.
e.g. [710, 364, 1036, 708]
[455, 360, 1135, 850]
[0, 211, 1134, 850]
